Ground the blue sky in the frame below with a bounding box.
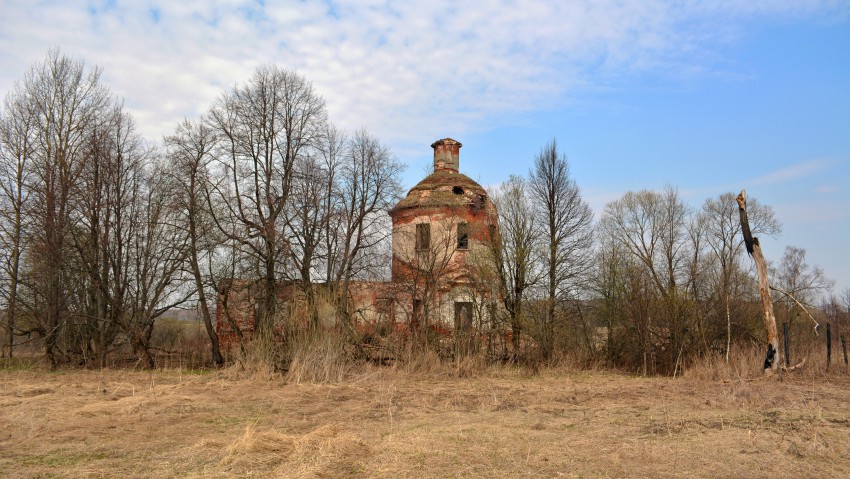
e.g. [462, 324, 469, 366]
[1, 0, 848, 294]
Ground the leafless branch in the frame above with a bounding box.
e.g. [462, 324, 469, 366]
[769, 285, 820, 335]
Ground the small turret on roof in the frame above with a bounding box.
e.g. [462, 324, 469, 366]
[431, 138, 461, 172]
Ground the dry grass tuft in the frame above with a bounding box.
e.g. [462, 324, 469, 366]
[685, 343, 850, 381]
[219, 423, 370, 477]
[389, 348, 491, 379]
[218, 340, 282, 381]
[221, 423, 296, 467]
[449, 354, 488, 378]
[285, 332, 354, 384]
[395, 347, 443, 375]
[684, 344, 764, 381]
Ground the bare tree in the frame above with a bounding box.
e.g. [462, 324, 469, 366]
[774, 245, 833, 339]
[528, 139, 593, 359]
[285, 150, 331, 311]
[14, 50, 112, 367]
[164, 119, 224, 365]
[591, 238, 629, 365]
[123, 164, 191, 368]
[329, 133, 401, 283]
[489, 175, 541, 356]
[67, 105, 150, 366]
[601, 190, 670, 296]
[821, 292, 848, 365]
[681, 208, 712, 368]
[1, 50, 205, 368]
[281, 127, 402, 341]
[775, 246, 833, 307]
[463, 238, 504, 358]
[318, 125, 347, 285]
[0, 75, 37, 358]
[599, 187, 693, 374]
[205, 65, 327, 342]
[327, 131, 402, 351]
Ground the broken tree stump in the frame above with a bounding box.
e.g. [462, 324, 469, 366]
[737, 189, 781, 375]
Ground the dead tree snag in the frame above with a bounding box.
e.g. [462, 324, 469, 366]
[737, 189, 780, 375]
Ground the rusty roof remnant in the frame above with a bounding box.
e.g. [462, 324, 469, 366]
[390, 137, 493, 213]
[390, 169, 489, 212]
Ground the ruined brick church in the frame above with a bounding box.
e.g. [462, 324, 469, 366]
[216, 138, 500, 346]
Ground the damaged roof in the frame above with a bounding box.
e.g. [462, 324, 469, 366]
[390, 169, 491, 213]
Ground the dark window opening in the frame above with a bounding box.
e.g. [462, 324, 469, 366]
[452, 186, 464, 195]
[455, 302, 473, 331]
[457, 222, 469, 249]
[416, 223, 430, 252]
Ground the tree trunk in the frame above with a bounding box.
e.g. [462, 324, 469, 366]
[725, 294, 731, 364]
[737, 189, 780, 375]
[186, 166, 223, 365]
[196, 282, 223, 366]
[5, 203, 23, 359]
[510, 299, 522, 358]
[189, 234, 223, 365]
[219, 283, 246, 355]
[5, 280, 17, 359]
[334, 278, 365, 359]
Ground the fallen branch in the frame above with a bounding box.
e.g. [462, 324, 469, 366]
[783, 357, 806, 372]
[769, 285, 820, 335]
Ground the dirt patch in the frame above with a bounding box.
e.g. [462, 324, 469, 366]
[0, 367, 848, 478]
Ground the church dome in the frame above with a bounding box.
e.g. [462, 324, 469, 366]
[391, 169, 490, 212]
[390, 138, 493, 214]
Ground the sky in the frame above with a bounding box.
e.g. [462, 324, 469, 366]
[1, 0, 848, 295]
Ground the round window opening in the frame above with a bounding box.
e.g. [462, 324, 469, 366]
[452, 186, 464, 195]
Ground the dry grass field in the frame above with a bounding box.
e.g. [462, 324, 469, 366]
[1, 360, 848, 478]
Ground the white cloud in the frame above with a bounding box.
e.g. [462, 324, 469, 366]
[748, 158, 832, 187]
[815, 184, 839, 194]
[0, 0, 846, 152]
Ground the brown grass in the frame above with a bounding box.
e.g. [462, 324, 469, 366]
[285, 333, 355, 384]
[1, 357, 849, 479]
[685, 342, 850, 381]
